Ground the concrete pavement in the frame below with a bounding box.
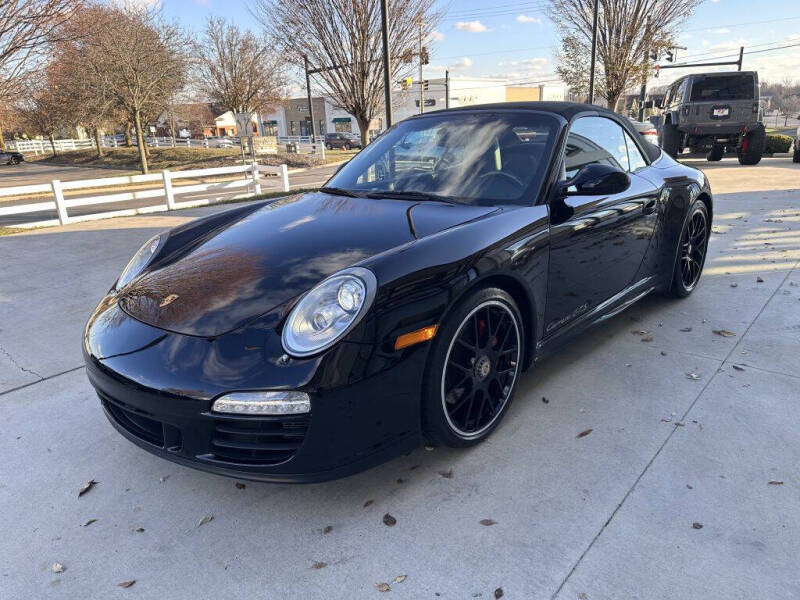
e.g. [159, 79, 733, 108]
[0, 163, 798, 598]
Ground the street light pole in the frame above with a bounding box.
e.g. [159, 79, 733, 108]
[304, 55, 317, 150]
[381, 0, 393, 128]
[588, 0, 599, 105]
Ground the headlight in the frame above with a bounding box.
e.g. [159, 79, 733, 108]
[282, 266, 377, 357]
[116, 234, 161, 289]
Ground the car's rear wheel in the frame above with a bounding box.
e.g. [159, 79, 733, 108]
[793, 140, 800, 163]
[670, 200, 709, 298]
[660, 121, 681, 158]
[706, 144, 724, 161]
[737, 127, 765, 165]
[422, 288, 524, 447]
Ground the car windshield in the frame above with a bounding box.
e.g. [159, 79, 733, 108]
[325, 112, 559, 206]
[689, 74, 754, 101]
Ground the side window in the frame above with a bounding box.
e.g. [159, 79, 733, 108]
[673, 80, 685, 104]
[624, 130, 648, 172]
[563, 116, 629, 179]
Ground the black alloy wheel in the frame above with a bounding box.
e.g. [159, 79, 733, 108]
[671, 200, 709, 297]
[423, 288, 524, 446]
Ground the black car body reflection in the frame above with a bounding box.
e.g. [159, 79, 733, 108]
[84, 102, 712, 482]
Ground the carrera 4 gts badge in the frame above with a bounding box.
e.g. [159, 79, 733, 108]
[159, 294, 179, 307]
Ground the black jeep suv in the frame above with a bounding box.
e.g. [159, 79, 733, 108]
[656, 71, 764, 165]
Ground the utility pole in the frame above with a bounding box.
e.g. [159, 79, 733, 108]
[445, 70, 450, 109]
[587, 0, 599, 104]
[737, 46, 744, 70]
[418, 17, 424, 114]
[638, 17, 651, 121]
[380, 0, 393, 128]
[303, 55, 317, 150]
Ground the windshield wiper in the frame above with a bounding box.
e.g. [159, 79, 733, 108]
[319, 186, 364, 198]
[365, 190, 458, 204]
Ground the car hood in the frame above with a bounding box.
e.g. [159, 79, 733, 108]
[119, 191, 496, 337]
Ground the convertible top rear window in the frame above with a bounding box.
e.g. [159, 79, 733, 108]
[327, 112, 559, 206]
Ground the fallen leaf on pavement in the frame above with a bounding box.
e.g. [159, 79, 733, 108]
[196, 515, 213, 528]
[133, 527, 144, 533]
[393, 575, 407, 584]
[576, 428, 593, 439]
[376, 583, 391, 592]
[424, 445, 435, 451]
[692, 522, 703, 529]
[578, 594, 589, 600]
[81, 519, 98, 527]
[712, 330, 736, 337]
[686, 372, 700, 380]
[382, 513, 397, 527]
[235, 482, 246, 490]
[757, 277, 764, 283]
[730, 283, 738, 288]
[480, 519, 498, 526]
[541, 396, 549, 404]
[78, 479, 97, 497]
[768, 481, 784, 485]
[322, 525, 332, 534]
[363, 499, 374, 508]
[438, 469, 453, 479]
[312, 561, 327, 570]
[641, 336, 653, 342]
[680, 327, 692, 332]
[158, 475, 169, 483]
[732, 365, 745, 371]
[117, 580, 136, 588]
[494, 588, 504, 599]
[52, 562, 65, 573]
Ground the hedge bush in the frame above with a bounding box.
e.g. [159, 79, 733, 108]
[765, 133, 793, 154]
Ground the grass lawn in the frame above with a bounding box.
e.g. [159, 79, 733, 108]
[28, 147, 327, 172]
[323, 149, 359, 164]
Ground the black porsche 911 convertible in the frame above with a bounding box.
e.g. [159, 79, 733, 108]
[84, 102, 712, 482]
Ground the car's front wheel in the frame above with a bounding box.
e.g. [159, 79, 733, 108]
[737, 127, 765, 165]
[670, 200, 709, 297]
[422, 288, 524, 447]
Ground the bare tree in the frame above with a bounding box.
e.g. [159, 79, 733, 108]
[0, 0, 82, 148]
[196, 17, 286, 120]
[556, 33, 605, 103]
[72, 5, 190, 173]
[16, 66, 70, 156]
[254, 0, 438, 145]
[550, 0, 702, 111]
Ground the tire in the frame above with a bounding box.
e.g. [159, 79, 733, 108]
[325, 144, 332, 150]
[422, 287, 525, 447]
[669, 200, 710, 298]
[706, 144, 724, 162]
[792, 140, 800, 163]
[737, 127, 765, 165]
[660, 121, 681, 158]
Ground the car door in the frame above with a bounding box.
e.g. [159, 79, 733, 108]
[544, 115, 660, 335]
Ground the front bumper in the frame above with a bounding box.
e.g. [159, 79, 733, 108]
[83, 299, 425, 483]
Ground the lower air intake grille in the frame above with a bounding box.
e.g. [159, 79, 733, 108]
[100, 393, 182, 451]
[210, 414, 310, 466]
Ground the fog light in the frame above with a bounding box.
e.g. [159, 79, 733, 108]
[212, 391, 311, 415]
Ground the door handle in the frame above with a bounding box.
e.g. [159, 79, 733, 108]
[643, 198, 657, 215]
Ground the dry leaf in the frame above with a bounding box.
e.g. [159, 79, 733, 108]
[424, 445, 435, 451]
[312, 561, 327, 570]
[78, 479, 97, 497]
[692, 522, 703, 529]
[576, 428, 593, 439]
[322, 525, 332, 535]
[768, 481, 784, 485]
[82, 518, 98, 527]
[712, 330, 736, 337]
[680, 327, 692, 332]
[732, 365, 745, 371]
[494, 588, 504, 599]
[480, 519, 498, 526]
[382, 513, 397, 527]
[541, 396, 549, 404]
[52, 562, 65, 573]
[117, 580, 136, 588]
[438, 469, 454, 479]
[196, 515, 213, 528]
[375, 583, 391, 592]
[757, 277, 764, 283]
[158, 475, 169, 483]
[393, 575, 407, 584]
[578, 594, 589, 600]
[363, 499, 374, 508]
[686, 372, 700, 380]
[235, 482, 246, 490]
[641, 336, 653, 342]
[133, 527, 144, 533]
[730, 283, 738, 288]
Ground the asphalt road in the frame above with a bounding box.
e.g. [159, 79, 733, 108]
[1, 161, 798, 598]
[0, 162, 339, 227]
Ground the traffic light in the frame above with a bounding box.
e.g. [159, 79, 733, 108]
[400, 77, 413, 90]
[422, 80, 429, 91]
[649, 49, 659, 61]
[420, 46, 430, 65]
[665, 50, 675, 62]
[401, 50, 413, 64]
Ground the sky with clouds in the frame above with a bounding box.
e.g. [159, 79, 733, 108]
[158, 0, 800, 89]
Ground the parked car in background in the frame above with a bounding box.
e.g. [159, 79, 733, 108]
[627, 118, 659, 146]
[325, 133, 361, 150]
[654, 71, 764, 164]
[0, 150, 24, 165]
[206, 136, 236, 148]
[793, 125, 800, 163]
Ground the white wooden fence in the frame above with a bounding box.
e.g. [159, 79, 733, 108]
[0, 162, 290, 229]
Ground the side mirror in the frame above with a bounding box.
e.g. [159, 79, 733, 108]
[559, 163, 630, 196]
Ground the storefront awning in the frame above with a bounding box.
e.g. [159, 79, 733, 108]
[332, 117, 351, 123]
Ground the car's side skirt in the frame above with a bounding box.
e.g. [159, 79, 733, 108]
[534, 276, 657, 361]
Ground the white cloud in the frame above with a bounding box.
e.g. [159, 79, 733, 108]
[516, 14, 542, 24]
[499, 57, 548, 69]
[701, 39, 711, 47]
[709, 27, 730, 34]
[428, 30, 445, 42]
[455, 21, 488, 33]
[427, 56, 474, 74]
